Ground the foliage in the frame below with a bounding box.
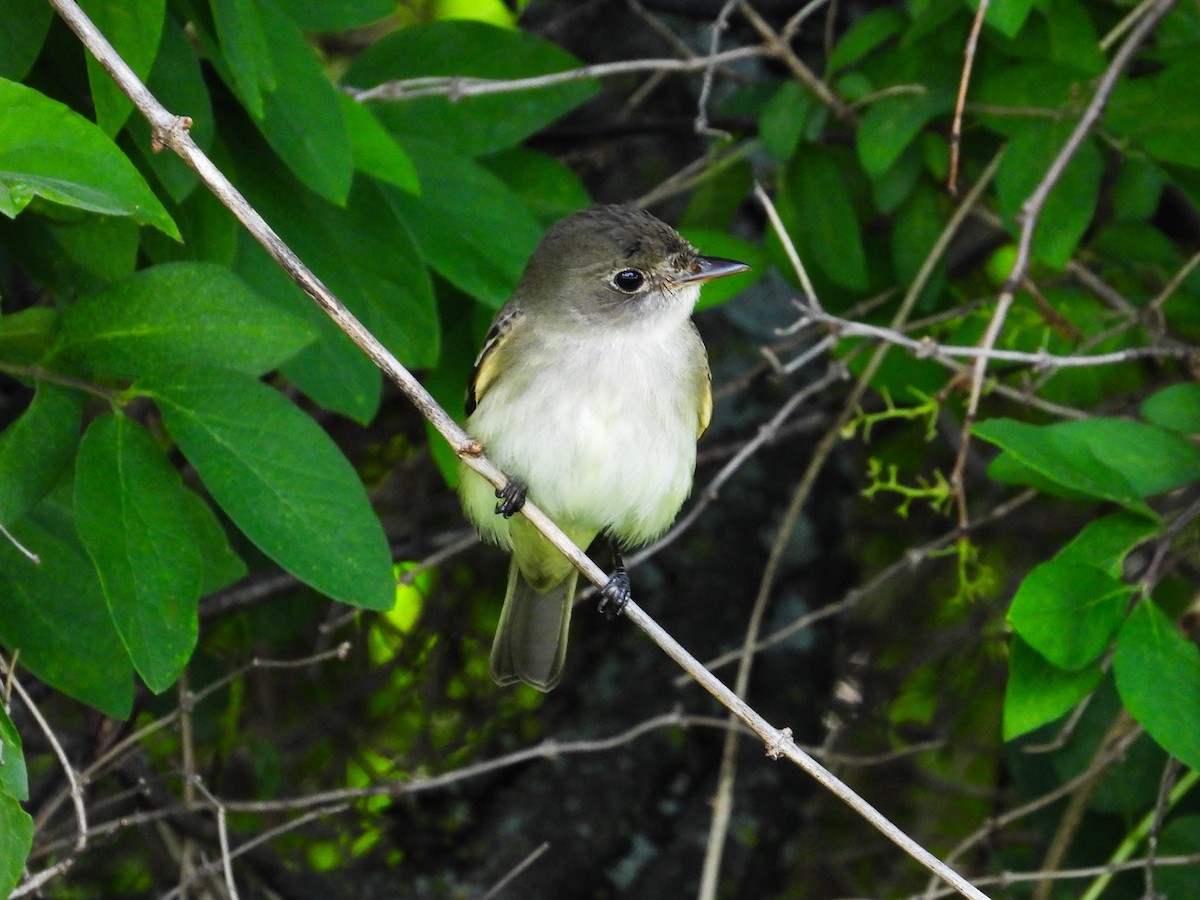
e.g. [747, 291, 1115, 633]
[1, 0, 1200, 897]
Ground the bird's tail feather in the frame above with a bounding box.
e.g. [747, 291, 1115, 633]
[490, 561, 575, 692]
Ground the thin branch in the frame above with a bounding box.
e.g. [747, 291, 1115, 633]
[786, 306, 1190, 369]
[948, 0, 988, 195]
[348, 47, 768, 101]
[694, 1, 739, 139]
[3, 657, 87, 898]
[480, 842, 551, 900]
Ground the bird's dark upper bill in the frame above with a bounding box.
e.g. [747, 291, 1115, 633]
[671, 256, 751, 285]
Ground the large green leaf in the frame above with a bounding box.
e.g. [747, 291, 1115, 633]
[1142, 383, 1200, 436]
[75, 415, 203, 692]
[976, 417, 1200, 511]
[1114, 601, 1200, 769]
[78, 0, 165, 136]
[981, 0, 1036, 37]
[56, 262, 316, 378]
[0, 793, 32, 899]
[146, 366, 395, 611]
[285, 0, 393, 31]
[0, 79, 178, 237]
[385, 138, 542, 308]
[209, 0, 274, 118]
[0, 707, 27, 801]
[1008, 560, 1131, 670]
[995, 126, 1103, 269]
[828, 7, 905, 72]
[0, 0, 53, 82]
[1107, 55, 1200, 169]
[1004, 635, 1103, 740]
[782, 145, 869, 291]
[0, 384, 82, 525]
[208, 0, 353, 203]
[344, 20, 599, 158]
[857, 89, 953, 177]
[340, 95, 420, 195]
[0, 513, 135, 718]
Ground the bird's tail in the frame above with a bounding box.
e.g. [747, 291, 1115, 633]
[490, 559, 576, 692]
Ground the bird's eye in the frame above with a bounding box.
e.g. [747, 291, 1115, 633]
[612, 269, 645, 292]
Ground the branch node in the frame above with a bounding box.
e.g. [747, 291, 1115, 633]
[765, 726, 794, 760]
[151, 115, 192, 153]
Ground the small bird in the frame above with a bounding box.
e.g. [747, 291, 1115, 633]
[458, 205, 748, 691]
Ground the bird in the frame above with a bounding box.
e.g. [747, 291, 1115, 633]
[458, 205, 748, 691]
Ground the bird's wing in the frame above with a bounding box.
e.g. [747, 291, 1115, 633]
[697, 364, 713, 439]
[466, 306, 525, 416]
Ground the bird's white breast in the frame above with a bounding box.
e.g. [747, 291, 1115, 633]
[462, 302, 704, 549]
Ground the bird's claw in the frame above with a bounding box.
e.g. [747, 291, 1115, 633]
[494, 479, 528, 518]
[598, 570, 631, 620]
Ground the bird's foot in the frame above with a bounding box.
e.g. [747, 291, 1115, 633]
[494, 478, 528, 518]
[598, 569, 631, 620]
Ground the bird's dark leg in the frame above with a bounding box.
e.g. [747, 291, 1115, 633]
[494, 478, 527, 518]
[598, 537, 632, 620]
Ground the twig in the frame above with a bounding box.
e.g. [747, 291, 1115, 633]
[3, 657, 87, 898]
[694, 1, 739, 139]
[480, 842, 551, 900]
[348, 47, 767, 101]
[786, 306, 1190, 369]
[754, 181, 821, 311]
[0, 521, 40, 564]
[948, 0, 988, 195]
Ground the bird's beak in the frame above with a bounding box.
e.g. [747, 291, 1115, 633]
[670, 256, 751, 285]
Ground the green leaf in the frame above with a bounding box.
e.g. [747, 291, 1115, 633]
[57, 262, 317, 378]
[782, 145, 868, 291]
[0, 79, 178, 237]
[79, 0, 165, 136]
[75, 415, 203, 692]
[180, 485, 246, 596]
[0, 793, 32, 899]
[828, 7, 905, 72]
[1004, 635, 1103, 740]
[0, 706, 28, 801]
[0, 514, 135, 718]
[1107, 56, 1200, 169]
[47, 214, 139, 284]
[1008, 560, 1131, 670]
[1114, 601, 1200, 769]
[760, 81, 812, 163]
[1046, 0, 1105, 75]
[891, 182, 944, 286]
[251, 1, 353, 204]
[340, 95, 420, 194]
[482, 147, 589, 226]
[1158, 816, 1200, 899]
[857, 89, 952, 177]
[285, 0, 393, 31]
[1056, 512, 1159, 575]
[979, 0, 1036, 38]
[344, 20, 599, 158]
[975, 418, 1191, 513]
[0, 0, 53, 82]
[995, 127, 1103, 269]
[1142, 383, 1200, 436]
[146, 366, 395, 610]
[386, 138, 543, 307]
[0, 384, 82, 525]
[210, 0, 274, 118]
